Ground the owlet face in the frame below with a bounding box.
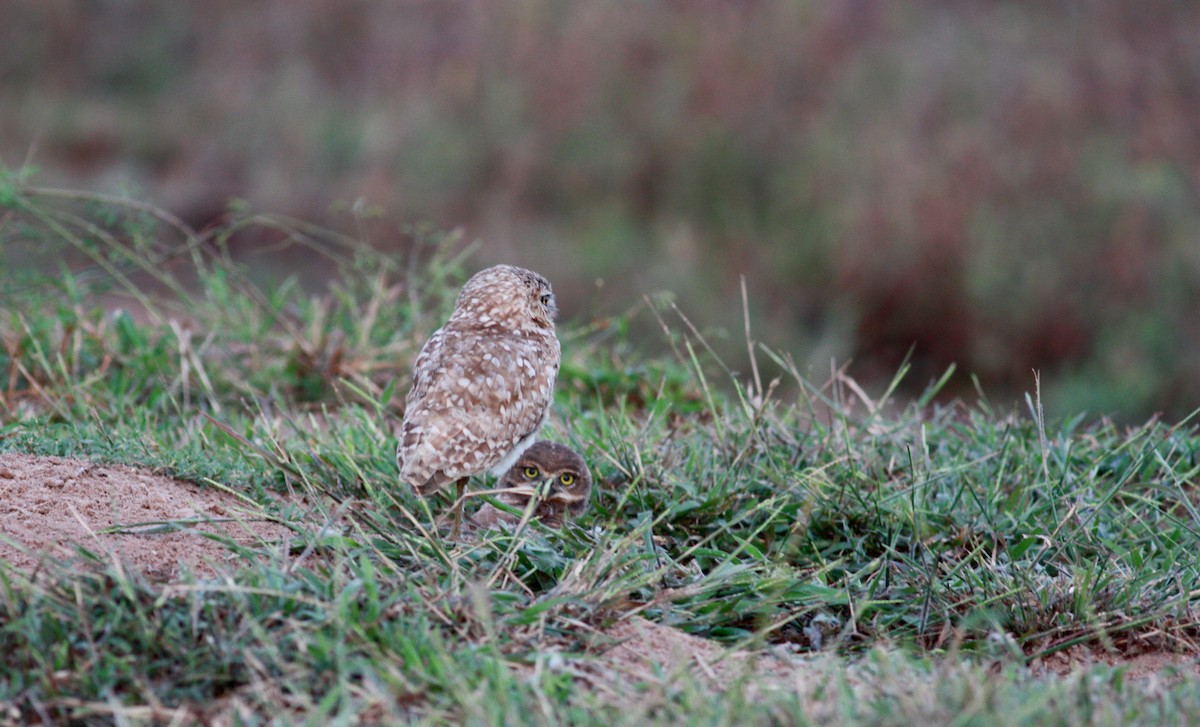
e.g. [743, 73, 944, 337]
[495, 441, 591, 526]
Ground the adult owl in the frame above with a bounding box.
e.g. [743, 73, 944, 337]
[397, 264, 560, 534]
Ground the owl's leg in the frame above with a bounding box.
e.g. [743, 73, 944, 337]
[449, 476, 469, 539]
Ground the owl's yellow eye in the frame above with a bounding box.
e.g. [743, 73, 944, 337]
[559, 473, 575, 486]
[539, 294, 551, 306]
[523, 466, 541, 479]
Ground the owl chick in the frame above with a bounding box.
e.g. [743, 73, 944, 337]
[397, 264, 561, 535]
[473, 441, 592, 530]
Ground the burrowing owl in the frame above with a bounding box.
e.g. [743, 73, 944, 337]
[397, 264, 561, 533]
[473, 441, 592, 530]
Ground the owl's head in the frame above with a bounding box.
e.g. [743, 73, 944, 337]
[501, 441, 592, 521]
[453, 264, 557, 331]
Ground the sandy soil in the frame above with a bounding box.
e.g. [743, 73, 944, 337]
[0, 452, 1194, 684]
[0, 452, 293, 579]
[1031, 643, 1200, 681]
[588, 615, 814, 696]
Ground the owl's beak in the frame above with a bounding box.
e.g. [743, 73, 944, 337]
[506, 477, 555, 498]
[504, 484, 540, 497]
[504, 478, 560, 501]
[544, 483, 586, 505]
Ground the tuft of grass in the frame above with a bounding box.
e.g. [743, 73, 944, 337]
[1, 187, 1199, 723]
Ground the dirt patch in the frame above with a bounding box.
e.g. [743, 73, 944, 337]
[591, 617, 1200, 692]
[0, 452, 294, 579]
[1031, 643, 1200, 681]
[589, 616, 812, 696]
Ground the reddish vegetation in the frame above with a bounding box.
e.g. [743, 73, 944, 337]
[3, 1, 1199, 414]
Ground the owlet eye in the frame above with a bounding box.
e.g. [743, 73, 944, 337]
[559, 473, 575, 486]
[523, 466, 541, 479]
[539, 294, 550, 306]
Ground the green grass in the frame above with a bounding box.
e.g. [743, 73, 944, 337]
[1, 186, 1200, 723]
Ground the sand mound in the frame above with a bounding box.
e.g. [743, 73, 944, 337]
[0, 452, 293, 579]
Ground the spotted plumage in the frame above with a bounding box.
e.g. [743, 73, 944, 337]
[473, 441, 592, 530]
[397, 265, 560, 529]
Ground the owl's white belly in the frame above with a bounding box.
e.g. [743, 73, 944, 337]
[488, 427, 541, 476]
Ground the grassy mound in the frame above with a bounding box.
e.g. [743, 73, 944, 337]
[1, 187, 1198, 723]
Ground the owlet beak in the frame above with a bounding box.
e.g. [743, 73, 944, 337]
[504, 484, 540, 497]
[545, 489, 587, 505]
[503, 478, 555, 500]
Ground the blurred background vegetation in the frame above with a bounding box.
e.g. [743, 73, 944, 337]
[2, 0, 1199, 420]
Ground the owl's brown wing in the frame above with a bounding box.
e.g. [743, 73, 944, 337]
[401, 326, 442, 411]
[397, 326, 449, 491]
[397, 324, 558, 494]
